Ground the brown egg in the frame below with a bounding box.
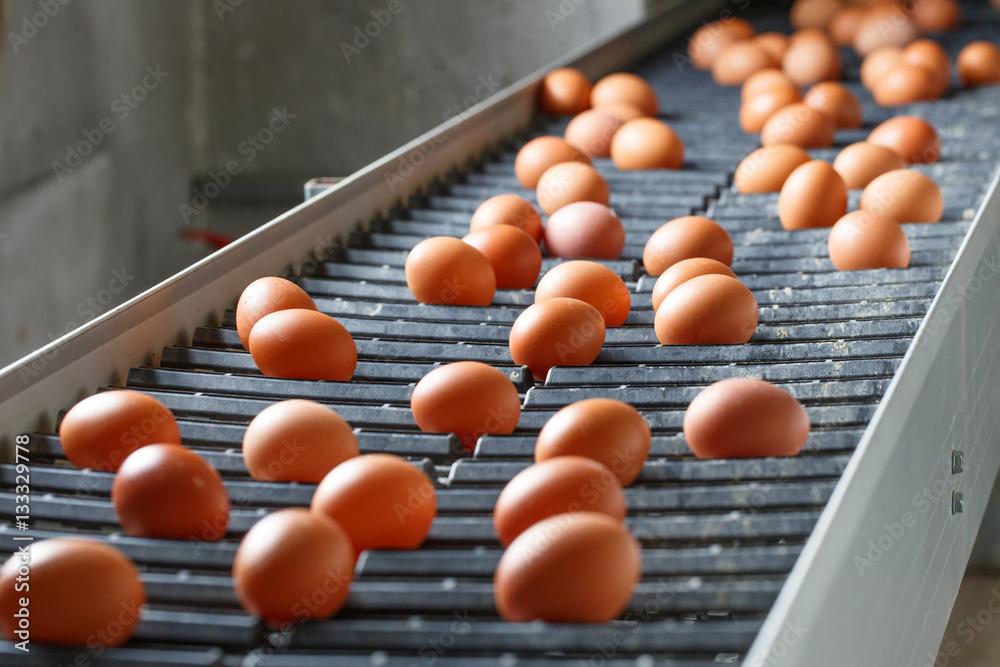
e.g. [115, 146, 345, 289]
[493, 512, 641, 623]
[543, 201, 624, 259]
[242, 400, 359, 483]
[957, 41, 1000, 87]
[463, 225, 543, 290]
[688, 22, 743, 70]
[654, 275, 758, 345]
[598, 102, 647, 122]
[642, 216, 733, 276]
[854, 6, 920, 56]
[791, 0, 843, 29]
[741, 69, 801, 102]
[610, 118, 684, 170]
[514, 137, 591, 190]
[803, 82, 862, 128]
[59, 390, 181, 472]
[832, 141, 906, 189]
[712, 42, 774, 85]
[538, 68, 592, 116]
[724, 18, 757, 40]
[782, 31, 842, 85]
[873, 63, 937, 105]
[0, 539, 145, 646]
[590, 73, 658, 117]
[410, 361, 521, 450]
[860, 46, 903, 90]
[470, 193, 544, 243]
[778, 160, 848, 230]
[652, 257, 737, 311]
[740, 87, 802, 133]
[830, 6, 866, 46]
[734, 144, 812, 193]
[535, 261, 631, 327]
[236, 277, 317, 350]
[493, 457, 626, 546]
[404, 236, 496, 305]
[753, 33, 789, 64]
[860, 169, 944, 223]
[112, 444, 229, 540]
[535, 398, 651, 485]
[683, 378, 809, 458]
[902, 40, 951, 98]
[828, 210, 911, 270]
[564, 109, 624, 159]
[536, 162, 610, 215]
[912, 0, 961, 33]
[311, 454, 437, 551]
[509, 298, 605, 381]
[867, 116, 941, 164]
[249, 309, 357, 381]
[233, 509, 354, 622]
[760, 103, 835, 148]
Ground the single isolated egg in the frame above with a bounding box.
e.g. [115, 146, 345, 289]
[514, 137, 590, 190]
[651, 257, 737, 311]
[803, 81, 862, 129]
[410, 361, 521, 450]
[740, 87, 803, 133]
[463, 225, 543, 290]
[957, 41, 1000, 87]
[610, 118, 684, 170]
[311, 454, 437, 551]
[236, 277, 317, 350]
[912, 0, 961, 33]
[654, 275, 758, 346]
[564, 109, 624, 159]
[242, 399, 359, 483]
[249, 309, 357, 381]
[683, 378, 810, 458]
[712, 41, 773, 85]
[828, 210, 911, 271]
[854, 6, 920, 56]
[493, 456, 626, 547]
[760, 103, 835, 148]
[543, 201, 625, 259]
[860, 169, 944, 223]
[0, 539, 145, 647]
[872, 63, 937, 106]
[734, 143, 811, 193]
[590, 72, 658, 117]
[860, 46, 903, 90]
[902, 39, 951, 98]
[470, 193, 544, 243]
[867, 116, 940, 164]
[112, 444, 230, 541]
[832, 141, 906, 189]
[59, 390, 181, 472]
[535, 398, 651, 485]
[538, 67, 592, 116]
[509, 298, 605, 381]
[233, 508, 354, 623]
[536, 162, 610, 215]
[642, 216, 733, 276]
[830, 6, 866, 46]
[493, 512, 641, 623]
[741, 68, 800, 102]
[535, 260, 631, 327]
[404, 236, 496, 305]
[778, 160, 848, 230]
[782, 30, 842, 85]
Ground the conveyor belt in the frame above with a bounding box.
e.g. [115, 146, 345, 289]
[5, 3, 1000, 665]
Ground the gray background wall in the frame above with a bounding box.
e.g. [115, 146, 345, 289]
[0, 0, 644, 367]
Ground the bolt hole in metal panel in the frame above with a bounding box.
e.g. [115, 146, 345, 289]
[3, 1, 1000, 665]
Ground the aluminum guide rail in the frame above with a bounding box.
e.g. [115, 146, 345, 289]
[2, 1, 1000, 666]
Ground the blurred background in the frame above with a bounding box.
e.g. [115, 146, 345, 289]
[0, 0, 646, 367]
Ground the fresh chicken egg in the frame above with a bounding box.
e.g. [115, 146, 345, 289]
[854, 6, 920, 56]
[778, 160, 848, 230]
[912, 0, 961, 33]
[509, 298, 605, 381]
[610, 118, 684, 170]
[513, 137, 590, 190]
[872, 63, 938, 106]
[790, 0, 842, 30]
[803, 81, 862, 129]
[654, 275, 758, 345]
[828, 210, 911, 271]
[957, 41, 1000, 87]
[832, 141, 906, 189]
[463, 225, 543, 290]
[860, 169, 944, 223]
[535, 260, 630, 327]
[236, 277, 317, 350]
[651, 257, 737, 311]
[242, 399, 359, 483]
[543, 201, 624, 259]
[248, 309, 357, 381]
[782, 30, 842, 85]
[860, 46, 903, 90]
[760, 103, 835, 148]
[535, 162, 610, 215]
[404, 236, 496, 305]
[740, 87, 802, 133]
[734, 143, 812, 193]
[642, 216, 733, 276]
[590, 73, 658, 117]
[538, 68, 592, 116]
[902, 39, 951, 98]
[753, 33, 790, 64]
[712, 41, 774, 85]
[741, 68, 801, 102]
[564, 109, 624, 159]
[830, 6, 866, 46]
[867, 115, 941, 164]
[470, 193, 544, 242]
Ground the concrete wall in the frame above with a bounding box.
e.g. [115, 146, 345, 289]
[0, 0, 644, 367]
